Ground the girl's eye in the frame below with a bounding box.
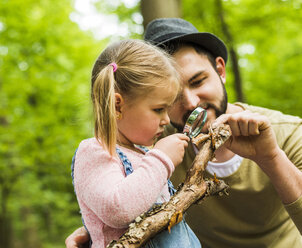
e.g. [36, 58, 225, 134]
[154, 108, 164, 113]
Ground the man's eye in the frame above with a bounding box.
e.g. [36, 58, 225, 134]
[191, 78, 206, 87]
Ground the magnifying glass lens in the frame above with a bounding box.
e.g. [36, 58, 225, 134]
[183, 107, 207, 138]
[191, 111, 206, 131]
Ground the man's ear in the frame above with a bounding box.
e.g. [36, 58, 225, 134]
[215, 56, 226, 84]
[115, 93, 124, 113]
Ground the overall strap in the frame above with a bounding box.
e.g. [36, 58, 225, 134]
[71, 148, 78, 188]
[115, 146, 176, 196]
[167, 180, 176, 196]
[115, 147, 133, 176]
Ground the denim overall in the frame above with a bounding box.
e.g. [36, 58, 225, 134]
[71, 147, 201, 248]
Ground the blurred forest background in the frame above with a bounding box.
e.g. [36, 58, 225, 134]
[1, 0, 302, 247]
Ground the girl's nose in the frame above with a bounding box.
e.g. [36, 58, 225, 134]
[161, 112, 170, 126]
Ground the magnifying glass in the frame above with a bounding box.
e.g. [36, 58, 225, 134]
[183, 107, 207, 139]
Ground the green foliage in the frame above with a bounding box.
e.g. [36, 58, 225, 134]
[1, 0, 302, 247]
[0, 0, 103, 247]
[93, 0, 143, 40]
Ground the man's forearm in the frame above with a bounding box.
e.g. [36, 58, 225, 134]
[258, 148, 302, 205]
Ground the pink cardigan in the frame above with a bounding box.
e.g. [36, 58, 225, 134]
[74, 138, 175, 248]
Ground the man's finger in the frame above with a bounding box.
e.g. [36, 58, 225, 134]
[65, 227, 89, 248]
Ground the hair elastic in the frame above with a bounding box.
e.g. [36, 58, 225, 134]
[109, 62, 118, 72]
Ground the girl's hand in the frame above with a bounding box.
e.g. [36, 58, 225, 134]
[154, 133, 190, 167]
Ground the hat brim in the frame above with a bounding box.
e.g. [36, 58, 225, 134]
[156, 32, 228, 63]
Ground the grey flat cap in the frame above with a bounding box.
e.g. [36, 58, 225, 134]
[144, 18, 228, 63]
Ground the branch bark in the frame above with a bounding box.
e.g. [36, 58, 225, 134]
[107, 124, 231, 248]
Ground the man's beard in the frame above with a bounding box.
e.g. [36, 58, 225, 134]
[171, 80, 228, 132]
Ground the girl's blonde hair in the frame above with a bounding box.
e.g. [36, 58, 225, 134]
[91, 39, 180, 155]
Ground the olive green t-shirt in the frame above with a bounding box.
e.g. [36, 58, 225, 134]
[165, 103, 302, 248]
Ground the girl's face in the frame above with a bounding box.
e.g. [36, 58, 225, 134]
[117, 87, 176, 147]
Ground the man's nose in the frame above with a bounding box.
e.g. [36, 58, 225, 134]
[182, 89, 200, 110]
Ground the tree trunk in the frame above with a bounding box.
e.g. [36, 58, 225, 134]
[215, 0, 245, 102]
[140, 0, 182, 29]
[0, 185, 12, 248]
[107, 124, 231, 248]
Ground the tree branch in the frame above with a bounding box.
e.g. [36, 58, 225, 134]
[107, 124, 231, 248]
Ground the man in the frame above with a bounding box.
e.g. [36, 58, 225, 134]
[66, 18, 302, 247]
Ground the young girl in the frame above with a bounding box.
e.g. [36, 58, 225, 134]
[72, 39, 201, 248]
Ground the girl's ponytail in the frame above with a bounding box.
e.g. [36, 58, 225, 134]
[92, 64, 117, 155]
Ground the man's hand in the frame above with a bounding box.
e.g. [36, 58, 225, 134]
[212, 110, 302, 206]
[212, 111, 280, 166]
[65, 226, 90, 248]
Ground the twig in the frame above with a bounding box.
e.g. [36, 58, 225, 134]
[107, 124, 231, 248]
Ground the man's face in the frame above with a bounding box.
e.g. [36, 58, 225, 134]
[169, 45, 228, 133]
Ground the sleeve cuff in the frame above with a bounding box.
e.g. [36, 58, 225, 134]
[284, 194, 302, 234]
[147, 149, 175, 178]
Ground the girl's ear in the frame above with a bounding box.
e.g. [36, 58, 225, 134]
[115, 93, 124, 113]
